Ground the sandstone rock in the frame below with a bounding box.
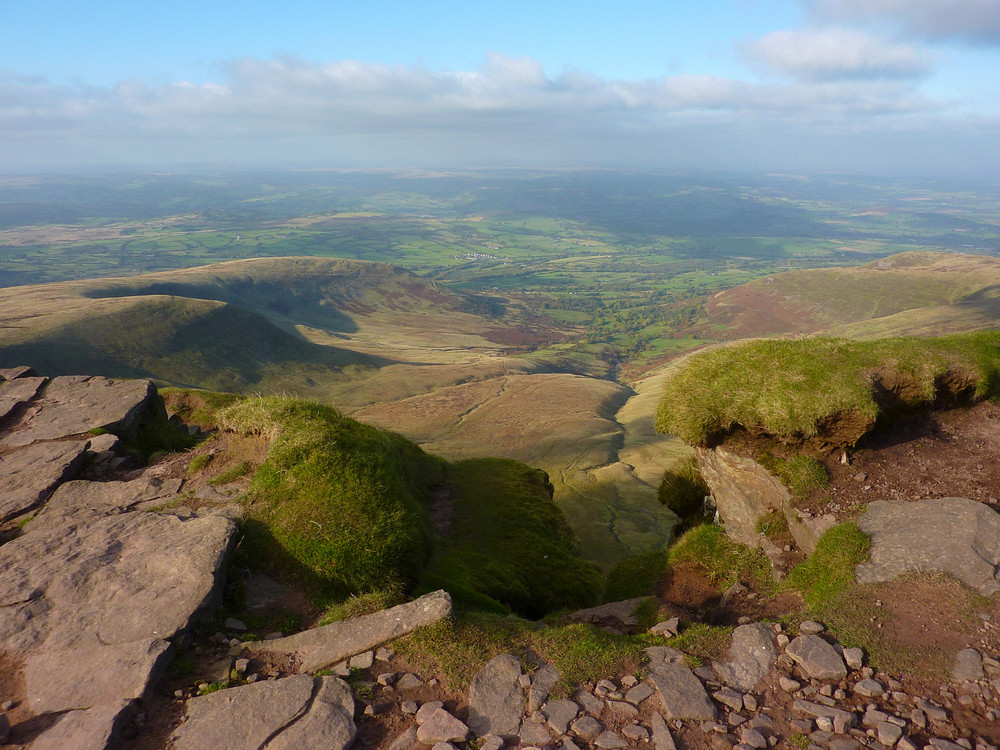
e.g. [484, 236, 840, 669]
[792, 700, 855, 733]
[0, 439, 89, 521]
[842, 647, 864, 671]
[594, 729, 628, 748]
[416, 701, 444, 724]
[876, 721, 902, 746]
[624, 723, 649, 740]
[245, 589, 452, 671]
[0, 365, 37, 381]
[857, 498, 1000, 596]
[785, 635, 847, 680]
[565, 597, 649, 629]
[1, 376, 155, 447]
[645, 645, 686, 673]
[650, 617, 681, 637]
[173, 674, 355, 750]
[528, 664, 560, 712]
[479, 736, 505, 750]
[34, 475, 183, 527]
[650, 662, 717, 720]
[854, 679, 884, 698]
[350, 650, 375, 669]
[0, 376, 45, 421]
[650, 713, 678, 750]
[396, 673, 424, 690]
[519, 719, 554, 746]
[387, 726, 420, 750]
[799, 621, 825, 635]
[573, 687, 603, 716]
[416, 708, 469, 744]
[697, 447, 836, 553]
[571, 715, 603, 740]
[952, 648, 985, 682]
[741, 727, 768, 749]
[29, 702, 132, 750]
[713, 622, 777, 691]
[543, 699, 579, 734]
[625, 682, 655, 705]
[467, 653, 524, 738]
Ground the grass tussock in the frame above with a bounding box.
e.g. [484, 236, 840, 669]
[760, 453, 829, 500]
[421, 458, 602, 618]
[785, 522, 870, 611]
[219, 396, 445, 599]
[656, 331, 1000, 446]
[668, 524, 774, 593]
[396, 613, 648, 695]
[602, 551, 669, 602]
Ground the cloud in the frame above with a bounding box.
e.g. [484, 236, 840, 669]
[0, 54, 989, 175]
[743, 28, 933, 80]
[808, 0, 1000, 44]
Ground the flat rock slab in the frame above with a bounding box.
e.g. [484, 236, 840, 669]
[712, 622, 777, 691]
[857, 497, 1000, 596]
[785, 635, 847, 681]
[173, 674, 355, 750]
[29, 701, 133, 750]
[0, 376, 46, 422]
[649, 662, 717, 721]
[0, 511, 235, 654]
[0, 439, 89, 521]
[34, 475, 183, 527]
[0, 366, 37, 381]
[246, 589, 452, 672]
[1, 376, 154, 447]
[468, 653, 525, 738]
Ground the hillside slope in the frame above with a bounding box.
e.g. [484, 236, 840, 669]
[694, 252, 1000, 340]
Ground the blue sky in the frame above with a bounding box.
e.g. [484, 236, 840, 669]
[2, 0, 999, 174]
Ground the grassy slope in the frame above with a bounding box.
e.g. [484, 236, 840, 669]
[656, 331, 1000, 446]
[214, 395, 599, 615]
[696, 252, 1000, 340]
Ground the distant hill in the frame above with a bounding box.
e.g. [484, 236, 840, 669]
[693, 251, 1000, 340]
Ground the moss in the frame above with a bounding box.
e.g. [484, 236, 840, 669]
[785, 522, 870, 610]
[207, 461, 252, 485]
[602, 551, 669, 602]
[656, 331, 1000, 446]
[668, 524, 774, 593]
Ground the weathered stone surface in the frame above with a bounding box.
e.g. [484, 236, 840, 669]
[29, 702, 132, 750]
[571, 715, 603, 740]
[853, 679, 884, 698]
[1, 376, 155, 447]
[519, 719, 554, 746]
[174, 674, 354, 750]
[468, 653, 524, 738]
[25, 639, 171, 714]
[0, 512, 235, 654]
[0, 376, 45, 421]
[565, 597, 648, 628]
[712, 622, 777, 691]
[33, 475, 183, 527]
[857, 498, 1000, 596]
[573, 687, 603, 716]
[625, 682, 655, 705]
[0, 439, 89, 521]
[387, 726, 420, 750]
[594, 729, 628, 748]
[416, 708, 469, 744]
[650, 713, 678, 750]
[0, 365, 37, 381]
[645, 646, 686, 674]
[650, 662, 717, 720]
[416, 701, 444, 724]
[792, 700, 856, 733]
[785, 635, 847, 680]
[697, 447, 836, 553]
[265, 677, 356, 750]
[528, 664, 560, 712]
[245, 590, 452, 671]
[952, 648, 985, 682]
[543, 699, 579, 734]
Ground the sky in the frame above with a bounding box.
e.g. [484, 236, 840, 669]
[2, 0, 999, 175]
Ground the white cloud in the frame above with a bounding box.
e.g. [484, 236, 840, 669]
[743, 28, 933, 80]
[808, 0, 1000, 44]
[0, 55, 990, 174]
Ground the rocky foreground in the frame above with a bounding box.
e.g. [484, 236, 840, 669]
[1, 369, 999, 750]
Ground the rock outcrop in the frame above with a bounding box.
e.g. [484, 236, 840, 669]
[0, 370, 237, 749]
[697, 446, 836, 555]
[857, 497, 1000, 595]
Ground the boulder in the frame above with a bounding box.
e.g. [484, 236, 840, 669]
[649, 662, 717, 721]
[785, 635, 847, 681]
[857, 498, 1000, 596]
[712, 622, 777, 691]
[1, 376, 155, 447]
[468, 653, 524, 738]
[245, 590, 452, 672]
[697, 447, 835, 553]
[416, 708, 470, 744]
[952, 648, 984, 682]
[173, 674, 355, 750]
[0, 439, 90, 521]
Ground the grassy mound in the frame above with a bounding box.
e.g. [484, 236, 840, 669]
[219, 396, 444, 598]
[656, 331, 1000, 446]
[658, 456, 710, 529]
[421, 458, 602, 618]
